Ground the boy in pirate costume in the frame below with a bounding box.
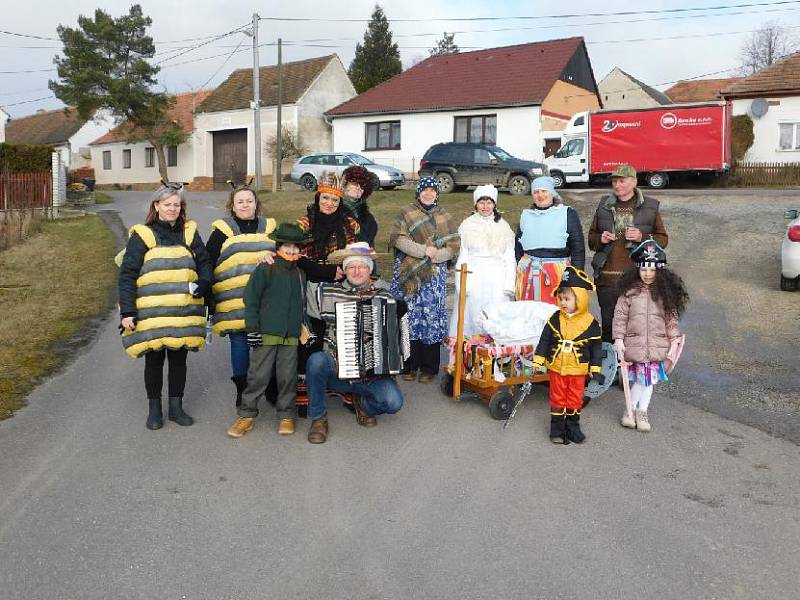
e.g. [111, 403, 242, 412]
[533, 266, 603, 444]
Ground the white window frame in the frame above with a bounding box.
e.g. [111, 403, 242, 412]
[778, 122, 800, 151]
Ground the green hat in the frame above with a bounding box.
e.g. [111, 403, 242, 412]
[611, 164, 637, 179]
[272, 222, 309, 245]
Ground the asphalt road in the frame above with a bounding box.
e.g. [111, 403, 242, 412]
[1, 191, 798, 600]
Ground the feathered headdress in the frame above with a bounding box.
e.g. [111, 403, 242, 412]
[316, 171, 343, 198]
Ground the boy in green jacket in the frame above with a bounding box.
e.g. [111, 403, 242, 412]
[227, 223, 308, 438]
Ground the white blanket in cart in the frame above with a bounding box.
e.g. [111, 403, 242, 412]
[478, 300, 559, 347]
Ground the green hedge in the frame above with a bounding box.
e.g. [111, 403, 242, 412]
[0, 143, 54, 173]
[731, 115, 754, 163]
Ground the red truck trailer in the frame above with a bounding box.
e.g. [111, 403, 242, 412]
[545, 102, 731, 188]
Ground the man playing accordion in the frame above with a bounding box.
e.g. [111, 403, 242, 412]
[304, 242, 409, 444]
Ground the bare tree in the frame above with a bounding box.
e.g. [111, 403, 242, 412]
[265, 127, 305, 161]
[739, 21, 798, 74]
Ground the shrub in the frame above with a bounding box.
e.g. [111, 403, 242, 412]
[0, 143, 54, 173]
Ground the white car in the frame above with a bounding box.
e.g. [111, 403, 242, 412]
[289, 153, 405, 192]
[780, 208, 800, 291]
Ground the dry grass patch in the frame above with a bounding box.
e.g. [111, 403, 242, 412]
[0, 215, 117, 419]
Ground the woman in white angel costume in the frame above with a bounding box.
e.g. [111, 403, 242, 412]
[448, 184, 517, 338]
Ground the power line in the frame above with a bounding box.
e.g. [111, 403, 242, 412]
[195, 34, 247, 90]
[258, 0, 800, 22]
[3, 95, 54, 107]
[154, 23, 251, 65]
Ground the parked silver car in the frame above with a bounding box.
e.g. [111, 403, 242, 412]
[290, 153, 406, 191]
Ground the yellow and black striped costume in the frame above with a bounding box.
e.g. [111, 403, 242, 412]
[210, 216, 276, 336]
[121, 221, 207, 358]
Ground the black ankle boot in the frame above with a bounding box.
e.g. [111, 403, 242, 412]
[231, 376, 247, 408]
[168, 396, 194, 426]
[549, 410, 569, 444]
[565, 410, 586, 443]
[146, 397, 163, 430]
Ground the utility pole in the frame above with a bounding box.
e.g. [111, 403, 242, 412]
[273, 38, 283, 192]
[251, 13, 263, 191]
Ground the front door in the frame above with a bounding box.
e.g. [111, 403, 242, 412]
[212, 129, 247, 190]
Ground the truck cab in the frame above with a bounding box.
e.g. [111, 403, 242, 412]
[545, 111, 589, 187]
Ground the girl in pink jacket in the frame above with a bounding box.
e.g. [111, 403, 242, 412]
[612, 241, 689, 432]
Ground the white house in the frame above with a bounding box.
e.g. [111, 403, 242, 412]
[598, 67, 672, 110]
[5, 107, 114, 169]
[90, 90, 212, 188]
[0, 107, 9, 143]
[722, 52, 800, 163]
[325, 38, 602, 170]
[192, 54, 356, 190]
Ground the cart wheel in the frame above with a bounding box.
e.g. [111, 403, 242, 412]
[488, 388, 514, 420]
[440, 373, 454, 397]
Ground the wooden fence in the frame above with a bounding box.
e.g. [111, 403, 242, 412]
[0, 171, 52, 210]
[726, 161, 800, 187]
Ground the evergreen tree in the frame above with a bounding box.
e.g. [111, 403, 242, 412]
[348, 4, 402, 94]
[429, 32, 460, 56]
[48, 5, 186, 180]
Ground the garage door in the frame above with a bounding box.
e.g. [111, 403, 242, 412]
[212, 129, 247, 190]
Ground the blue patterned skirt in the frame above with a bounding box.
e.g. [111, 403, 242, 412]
[390, 255, 448, 345]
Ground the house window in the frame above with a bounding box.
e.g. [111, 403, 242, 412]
[167, 145, 178, 167]
[453, 114, 497, 144]
[103, 151, 111, 170]
[123, 149, 131, 169]
[145, 147, 155, 168]
[779, 123, 800, 150]
[365, 121, 400, 150]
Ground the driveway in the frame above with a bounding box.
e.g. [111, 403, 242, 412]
[0, 191, 797, 600]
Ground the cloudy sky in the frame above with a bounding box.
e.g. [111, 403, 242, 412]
[2, 0, 799, 118]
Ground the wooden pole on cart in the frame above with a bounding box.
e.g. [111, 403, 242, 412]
[452, 263, 469, 399]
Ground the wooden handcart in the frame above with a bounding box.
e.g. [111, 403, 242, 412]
[445, 263, 549, 420]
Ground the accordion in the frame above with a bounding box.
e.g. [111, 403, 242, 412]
[334, 297, 410, 379]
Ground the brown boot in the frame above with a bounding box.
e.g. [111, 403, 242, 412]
[308, 417, 328, 444]
[352, 395, 377, 427]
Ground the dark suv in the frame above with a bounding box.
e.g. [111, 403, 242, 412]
[418, 143, 548, 195]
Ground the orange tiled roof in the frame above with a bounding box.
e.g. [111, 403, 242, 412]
[91, 90, 212, 145]
[665, 78, 743, 102]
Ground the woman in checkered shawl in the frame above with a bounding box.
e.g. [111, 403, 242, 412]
[389, 177, 460, 382]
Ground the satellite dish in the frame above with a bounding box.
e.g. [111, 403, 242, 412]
[750, 98, 768, 118]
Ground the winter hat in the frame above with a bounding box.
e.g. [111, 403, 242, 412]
[341, 165, 374, 200]
[272, 222, 310, 245]
[316, 171, 343, 198]
[532, 176, 560, 199]
[416, 176, 439, 199]
[329, 241, 377, 273]
[630, 240, 667, 268]
[473, 184, 498, 205]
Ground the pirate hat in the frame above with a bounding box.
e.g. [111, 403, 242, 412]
[630, 239, 667, 268]
[555, 265, 596, 293]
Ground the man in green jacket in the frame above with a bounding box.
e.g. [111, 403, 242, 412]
[227, 223, 308, 439]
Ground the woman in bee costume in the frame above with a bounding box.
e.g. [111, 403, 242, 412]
[118, 183, 213, 430]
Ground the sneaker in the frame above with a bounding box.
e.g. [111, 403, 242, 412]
[402, 372, 417, 382]
[621, 410, 636, 429]
[635, 409, 651, 432]
[418, 373, 435, 384]
[278, 418, 295, 435]
[227, 417, 254, 438]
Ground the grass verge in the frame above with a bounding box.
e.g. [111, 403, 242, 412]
[0, 215, 117, 419]
[94, 191, 113, 204]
